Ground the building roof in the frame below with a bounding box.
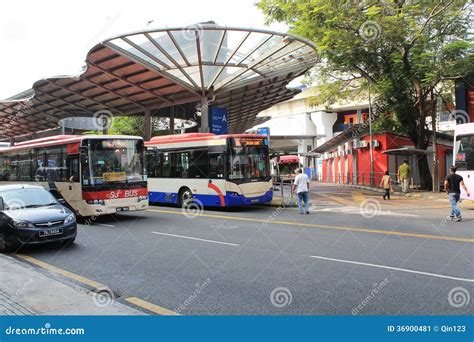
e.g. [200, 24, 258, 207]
[0, 23, 318, 139]
[312, 124, 368, 153]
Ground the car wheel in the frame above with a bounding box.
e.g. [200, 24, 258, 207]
[0, 233, 15, 253]
[179, 188, 193, 208]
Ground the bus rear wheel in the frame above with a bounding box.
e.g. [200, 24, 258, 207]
[178, 188, 193, 208]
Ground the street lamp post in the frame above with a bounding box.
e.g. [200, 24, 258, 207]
[368, 82, 375, 187]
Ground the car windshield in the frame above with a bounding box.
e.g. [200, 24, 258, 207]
[228, 138, 270, 181]
[82, 139, 145, 186]
[455, 134, 474, 171]
[1, 188, 57, 210]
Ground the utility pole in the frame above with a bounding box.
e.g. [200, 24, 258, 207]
[368, 82, 375, 187]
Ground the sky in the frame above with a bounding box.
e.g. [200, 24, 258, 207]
[0, 0, 288, 99]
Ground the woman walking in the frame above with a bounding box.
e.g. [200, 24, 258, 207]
[380, 171, 393, 200]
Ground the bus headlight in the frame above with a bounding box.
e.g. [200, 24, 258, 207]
[138, 195, 148, 202]
[86, 199, 105, 205]
[64, 214, 76, 225]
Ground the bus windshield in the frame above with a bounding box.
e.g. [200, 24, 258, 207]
[228, 138, 270, 181]
[455, 134, 474, 171]
[83, 139, 145, 185]
[279, 162, 300, 175]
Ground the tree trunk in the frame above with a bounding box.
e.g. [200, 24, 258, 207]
[417, 154, 433, 191]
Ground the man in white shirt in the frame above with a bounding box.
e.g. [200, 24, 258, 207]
[292, 168, 310, 214]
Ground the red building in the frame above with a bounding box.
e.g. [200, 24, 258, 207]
[314, 125, 453, 188]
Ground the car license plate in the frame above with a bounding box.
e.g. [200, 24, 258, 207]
[116, 207, 129, 212]
[39, 228, 63, 237]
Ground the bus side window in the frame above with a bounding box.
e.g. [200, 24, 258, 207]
[162, 152, 171, 178]
[67, 156, 80, 182]
[209, 153, 224, 179]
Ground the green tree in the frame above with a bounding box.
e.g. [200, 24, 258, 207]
[258, 0, 473, 189]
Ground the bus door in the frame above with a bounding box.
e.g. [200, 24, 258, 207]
[208, 152, 226, 206]
[64, 154, 82, 209]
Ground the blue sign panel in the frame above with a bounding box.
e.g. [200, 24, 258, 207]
[210, 106, 228, 135]
[257, 127, 270, 145]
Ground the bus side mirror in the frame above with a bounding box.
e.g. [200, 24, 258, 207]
[0, 197, 4, 211]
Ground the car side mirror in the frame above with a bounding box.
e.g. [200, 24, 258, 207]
[0, 197, 4, 211]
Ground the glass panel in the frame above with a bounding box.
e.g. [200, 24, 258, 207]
[170, 30, 199, 65]
[18, 153, 32, 181]
[0, 156, 11, 181]
[209, 153, 225, 179]
[128, 34, 173, 68]
[149, 31, 187, 66]
[2, 188, 58, 210]
[108, 39, 165, 71]
[456, 134, 474, 171]
[83, 139, 145, 186]
[200, 30, 225, 63]
[228, 138, 270, 181]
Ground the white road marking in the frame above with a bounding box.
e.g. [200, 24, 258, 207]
[309, 255, 474, 283]
[96, 223, 115, 227]
[150, 231, 240, 247]
[315, 207, 420, 217]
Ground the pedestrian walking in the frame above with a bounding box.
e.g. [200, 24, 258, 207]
[379, 171, 393, 200]
[292, 168, 310, 214]
[398, 160, 411, 193]
[444, 166, 470, 222]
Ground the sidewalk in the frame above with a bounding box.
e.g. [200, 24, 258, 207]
[0, 254, 145, 315]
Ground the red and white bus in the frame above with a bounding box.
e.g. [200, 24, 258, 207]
[145, 133, 273, 207]
[0, 135, 148, 217]
[270, 155, 301, 182]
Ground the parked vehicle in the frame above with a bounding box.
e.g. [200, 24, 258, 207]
[0, 184, 77, 252]
[146, 133, 273, 207]
[0, 135, 148, 217]
[270, 155, 301, 182]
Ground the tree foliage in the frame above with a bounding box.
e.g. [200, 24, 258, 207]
[258, 0, 473, 189]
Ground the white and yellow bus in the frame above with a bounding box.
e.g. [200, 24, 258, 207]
[454, 122, 474, 201]
[0, 135, 148, 217]
[145, 133, 273, 207]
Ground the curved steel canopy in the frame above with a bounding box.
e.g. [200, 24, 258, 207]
[0, 23, 318, 139]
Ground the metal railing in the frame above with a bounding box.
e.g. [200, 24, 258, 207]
[320, 171, 422, 190]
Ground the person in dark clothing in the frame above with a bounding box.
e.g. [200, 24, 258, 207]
[444, 167, 470, 222]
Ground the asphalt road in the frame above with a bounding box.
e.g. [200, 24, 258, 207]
[13, 184, 474, 315]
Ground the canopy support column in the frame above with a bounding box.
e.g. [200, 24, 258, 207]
[170, 106, 175, 134]
[144, 109, 151, 140]
[199, 97, 209, 133]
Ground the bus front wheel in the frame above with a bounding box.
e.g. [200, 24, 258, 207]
[178, 188, 193, 207]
